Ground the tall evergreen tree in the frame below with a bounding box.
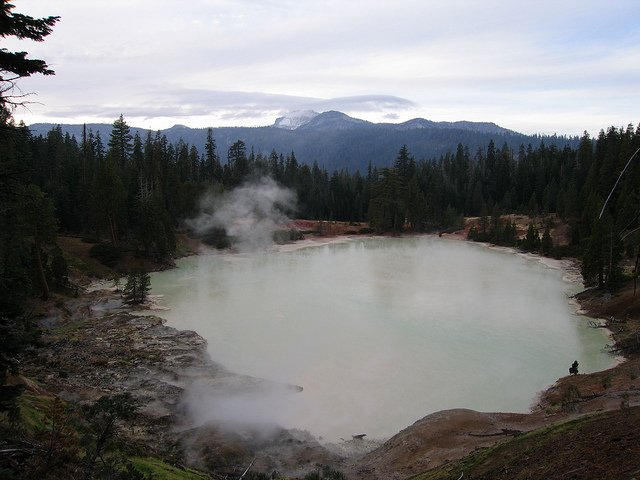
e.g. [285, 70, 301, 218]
[541, 225, 553, 256]
[522, 223, 541, 252]
[122, 269, 151, 305]
[582, 215, 623, 289]
[0, 1, 59, 113]
[0, 0, 59, 417]
[369, 168, 404, 231]
[107, 114, 133, 169]
[22, 184, 58, 300]
[203, 128, 221, 182]
[226, 139, 248, 185]
[93, 158, 126, 246]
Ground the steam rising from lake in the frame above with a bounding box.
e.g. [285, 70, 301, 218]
[187, 177, 296, 251]
[150, 237, 614, 441]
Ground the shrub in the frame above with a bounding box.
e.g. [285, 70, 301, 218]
[305, 466, 346, 480]
[273, 228, 304, 244]
[199, 228, 230, 249]
[561, 384, 581, 412]
[89, 243, 122, 268]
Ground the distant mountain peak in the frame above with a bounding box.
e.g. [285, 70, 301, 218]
[396, 118, 436, 129]
[273, 110, 319, 130]
[27, 113, 576, 173]
[298, 110, 372, 130]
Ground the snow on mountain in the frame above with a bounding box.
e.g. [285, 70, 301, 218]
[299, 110, 372, 130]
[273, 110, 320, 130]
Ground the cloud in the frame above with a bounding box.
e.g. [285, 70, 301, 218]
[147, 90, 414, 118]
[8, 0, 640, 135]
[34, 87, 416, 126]
[309, 95, 415, 112]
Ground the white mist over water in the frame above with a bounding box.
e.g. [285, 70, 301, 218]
[149, 237, 614, 441]
[186, 177, 296, 251]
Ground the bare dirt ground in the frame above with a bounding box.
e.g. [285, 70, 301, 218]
[290, 219, 370, 237]
[444, 214, 571, 245]
[349, 409, 552, 480]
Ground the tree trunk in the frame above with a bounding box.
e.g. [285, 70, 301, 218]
[32, 240, 50, 301]
[108, 213, 118, 247]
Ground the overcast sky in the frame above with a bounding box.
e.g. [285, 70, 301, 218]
[6, 1, 640, 135]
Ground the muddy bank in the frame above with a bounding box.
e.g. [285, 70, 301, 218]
[350, 409, 551, 480]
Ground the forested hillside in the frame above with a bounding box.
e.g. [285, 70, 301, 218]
[28, 112, 579, 172]
[8, 114, 640, 293]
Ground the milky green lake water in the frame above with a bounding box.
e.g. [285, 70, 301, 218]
[149, 236, 614, 441]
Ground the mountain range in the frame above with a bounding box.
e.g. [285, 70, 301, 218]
[29, 111, 579, 171]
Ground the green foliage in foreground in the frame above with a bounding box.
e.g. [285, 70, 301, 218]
[129, 457, 211, 480]
[16, 393, 56, 431]
[304, 466, 347, 480]
[1, 391, 215, 480]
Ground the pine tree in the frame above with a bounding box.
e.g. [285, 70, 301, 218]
[582, 215, 623, 289]
[122, 273, 138, 305]
[137, 270, 151, 304]
[134, 191, 174, 260]
[107, 114, 133, 169]
[0, 0, 59, 418]
[541, 225, 553, 256]
[522, 223, 541, 252]
[93, 158, 126, 246]
[122, 269, 151, 304]
[394, 144, 415, 183]
[368, 168, 404, 232]
[0, 1, 59, 112]
[227, 139, 248, 185]
[203, 128, 222, 182]
[502, 220, 517, 246]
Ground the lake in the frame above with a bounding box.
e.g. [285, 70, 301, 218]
[148, 236, 614, 441]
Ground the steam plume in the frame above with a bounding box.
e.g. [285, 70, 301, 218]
[188, 177, 297, 251]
